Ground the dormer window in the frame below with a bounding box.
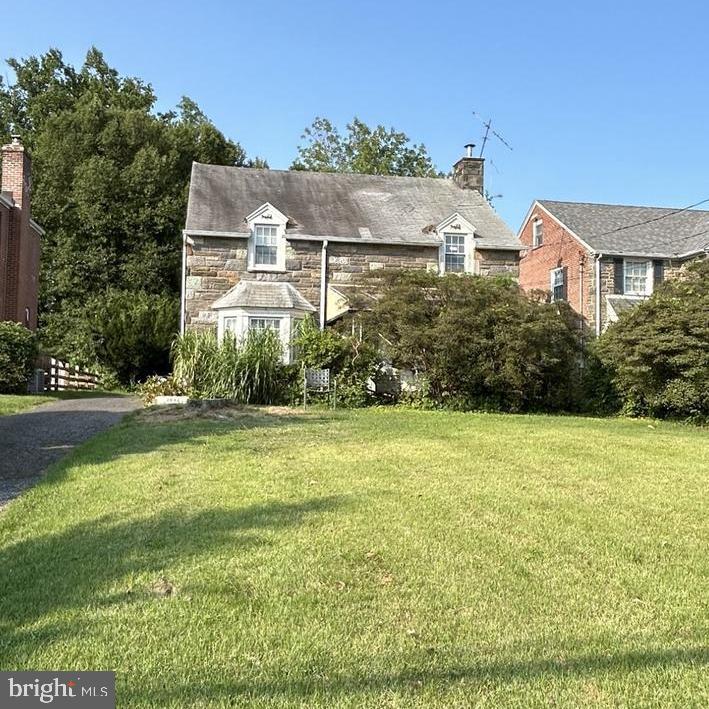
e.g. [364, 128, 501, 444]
[254, 225, 278, 266]
[532, 219, 543, 247]
[436, 213, 476, 275]
[246, 203, 287, 272]
[444, 233, 466, 273]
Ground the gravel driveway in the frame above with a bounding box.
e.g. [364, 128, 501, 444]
[0, 396, 140, 509]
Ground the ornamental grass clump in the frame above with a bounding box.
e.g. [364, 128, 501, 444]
[171, 329, 287, 404]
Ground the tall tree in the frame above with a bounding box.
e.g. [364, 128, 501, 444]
[291, 116, 438, 177]
[0, 48, 263, 382]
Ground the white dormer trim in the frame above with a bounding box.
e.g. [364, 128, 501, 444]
[245, 202, 288, 225]
[245, 202, 288, 272]
[436, 212, 477, 274]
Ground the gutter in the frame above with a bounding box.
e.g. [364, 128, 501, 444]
[319, 240, 328, 330]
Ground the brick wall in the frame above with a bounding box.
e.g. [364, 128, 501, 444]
[1, 138, 40, 329]
[519, 207, 594, 326]
[184, 235, 519, 329]
[519, 204, 700, 331]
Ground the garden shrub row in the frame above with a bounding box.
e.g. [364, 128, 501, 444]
[142, 261, 707, 421]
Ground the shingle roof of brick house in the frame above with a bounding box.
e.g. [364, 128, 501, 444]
[537, 200, 709, 258]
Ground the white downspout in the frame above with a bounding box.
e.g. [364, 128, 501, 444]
[319, 239, 329, 330]
[594, 253, 603, 336]
[180, 232, 193, 335]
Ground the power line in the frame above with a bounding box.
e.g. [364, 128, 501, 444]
[589, 197, 709, 239]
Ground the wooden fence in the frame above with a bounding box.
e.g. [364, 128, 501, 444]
[36, 356, 100, 391]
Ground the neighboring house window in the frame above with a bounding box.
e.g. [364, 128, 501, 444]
[550, 267, 566, 302]
[444, 233, 466, 273]
[623, 259, 650, 295]
[253, 225, 278, 266]
[532, 219, 543, 247]
[249, 316, 281, 332]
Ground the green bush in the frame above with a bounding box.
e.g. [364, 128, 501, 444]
[172, 329, 287, 404]
[42, 290, 179, 385]
[596, 259, 709, 421]
[0, 322, 38, 394]
[292, 316, 380, 406]
[364, 271, 584, 413]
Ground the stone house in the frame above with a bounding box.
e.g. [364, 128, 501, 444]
[0, 136, 43, 330]
[182, 147, 521, 360]
[518, 200, 709, 334]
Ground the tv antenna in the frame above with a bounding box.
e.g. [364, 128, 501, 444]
[472, 112, 513, 158]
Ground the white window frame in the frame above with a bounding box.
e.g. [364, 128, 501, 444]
[532, 219, 543, 248]
[216, 308, 305, 364]
[246, 203, 287, 272]
[550, 267, 565, 302]
[252, 224, 279, 267]
[623, 259, 651, 296]
[248, 316, 282, 332]
[443, 233, 466, 273]
[436, 214, 477, 275]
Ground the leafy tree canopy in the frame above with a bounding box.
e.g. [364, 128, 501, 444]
[291, 116, 438, 177]
[0, 47, 265, 381]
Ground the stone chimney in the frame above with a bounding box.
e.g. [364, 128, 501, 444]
[452, 143, 484, 194]
[1, 134, 32, 214]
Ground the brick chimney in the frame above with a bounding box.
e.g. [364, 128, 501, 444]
[452, 143, 484, 194]
[1, 134, 32, 214]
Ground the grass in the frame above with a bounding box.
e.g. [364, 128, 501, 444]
[0, 390, 124, 416]
[0, 407, 706, 707]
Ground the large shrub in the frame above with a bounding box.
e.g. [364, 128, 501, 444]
[292, 316, 380, 406]
[0, 322, 38, 393]
[171, 329, 287, 404]
[596, 258, 709, 421]
[42, 289, 179, 385]
[364, 271, 583, 412]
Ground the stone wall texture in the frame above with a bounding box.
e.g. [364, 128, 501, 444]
[184, 235, 520, 329]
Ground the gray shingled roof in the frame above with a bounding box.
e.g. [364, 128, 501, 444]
[539, 200, 709, 258]
[186, 164, 520, 250]
[606, 295, 644, 319]
[212, 281, 316, 311]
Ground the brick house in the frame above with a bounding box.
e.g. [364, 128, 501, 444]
[518, 200, 709, 334]
[182, 148, 521, 360]
[0, 135, 43, 330]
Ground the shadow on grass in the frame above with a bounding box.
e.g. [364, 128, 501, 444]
[122, 646, 708, 704]
[0, 495, 345, 659]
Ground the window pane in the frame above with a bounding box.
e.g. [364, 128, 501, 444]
[249, 317, 281, 331]
[224, 317, 238, 332]
[533, 221, 543, 245]
[444, 234, 466, 272]
[624, 261, 647, 294]
[254, 225, 278, 265]
[445, 253, 465, 272]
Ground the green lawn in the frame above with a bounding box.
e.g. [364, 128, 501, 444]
[0, 407, 706, 707]
[0, 390, 124, 416]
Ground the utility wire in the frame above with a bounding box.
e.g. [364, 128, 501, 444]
[589, 197, 709, 239]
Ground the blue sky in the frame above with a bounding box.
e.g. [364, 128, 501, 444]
[3, 0, 708, 228]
